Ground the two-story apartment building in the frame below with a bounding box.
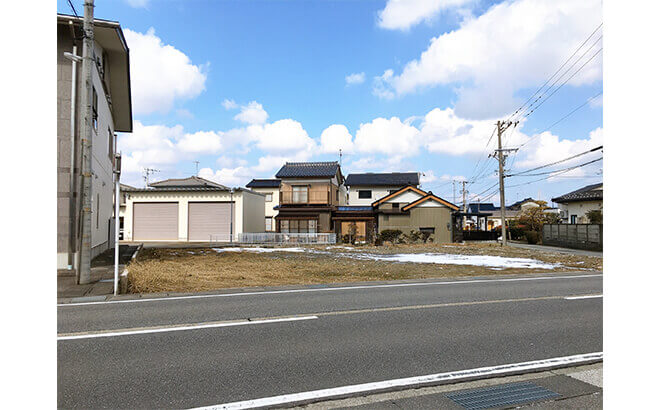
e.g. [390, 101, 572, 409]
[274, 162, 347, 233]
[245, 179, 281, 231]
[57, 14, 132, 275]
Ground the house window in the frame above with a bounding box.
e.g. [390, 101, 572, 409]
[420, 227, 435, 234]
[570, 215, 577, 224]
[392, 203, 400, 209]
[265, 193, 273, 202]
[358, 190, 372, 199]
[265, 217, 272, 231]
[280, 219, 317, 233]
[292, 186, 308, 203]
[92, 87, 98, 131]
[336, 190, 339, 202]
[108, 127, 114, 159]
[96, 193, 100, 229]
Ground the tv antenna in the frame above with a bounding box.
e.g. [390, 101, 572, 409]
[143, 168, 160, 187]
[193, 160, 200, 175]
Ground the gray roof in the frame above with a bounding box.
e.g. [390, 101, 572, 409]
[119, 183, 138, 192]
[552, 183, 603, 203]
[246, 179, 281, 188]
[275, 162, 341, 179]
[149, 176, 228, 189]
[345, 172, 420, 187]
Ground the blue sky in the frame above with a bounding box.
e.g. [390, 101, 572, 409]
[58, 0, 603, 205]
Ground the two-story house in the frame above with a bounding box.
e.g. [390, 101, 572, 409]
[245, 179, 281, 232]
[274, 162, 347, 233]
[57, 14, 133, 276]
[333, 172, 421, 242]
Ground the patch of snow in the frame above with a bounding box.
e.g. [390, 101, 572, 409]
[213, 247, 306, 253]
[351, 253, 558, 269]
[326, 246, 356, 251]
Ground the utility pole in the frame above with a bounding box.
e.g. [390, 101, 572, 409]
[452, 180, 456, 204]
[461, 180, 468, 230]
[143, 168, 160, 187]
[78, 0, 95, 284]
[493, 120, 518, 246]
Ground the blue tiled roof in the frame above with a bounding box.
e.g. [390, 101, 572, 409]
[246, 179, 281, 188]
[337, 206, 373, 211]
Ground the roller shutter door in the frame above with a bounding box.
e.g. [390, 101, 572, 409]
[133, 202, 178, 240]
[188, 202, 233, 241]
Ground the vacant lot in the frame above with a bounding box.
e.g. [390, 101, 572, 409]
[127, 243, 602, 294]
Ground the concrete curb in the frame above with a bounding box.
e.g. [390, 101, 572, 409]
[119, 243, 143, 295]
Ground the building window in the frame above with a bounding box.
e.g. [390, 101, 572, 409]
[108, 127, 114, 159]
[280, 219, 317, 233]
[392, 203, 399, 209]
[570, 215, 577, 224]
[265, 217, 272, 231]
[336, 190, 339, 202]
[96, 193, 100, 229]
[292, 186, 308, 203]
[420, 227, 435, 235]
[265, 193, 273, 202]
[92, 87, 98, 131]
[358, 190, 372, 199]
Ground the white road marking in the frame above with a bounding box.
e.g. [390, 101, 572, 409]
[192, 352, 603, 409]
[565, 294, 602, 300]
[58, 273, 602, 307]
[57, 316, 318, 341]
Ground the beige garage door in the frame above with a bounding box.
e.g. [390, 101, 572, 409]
[188, 202, 233, 241]
[133, 202, 178, 240]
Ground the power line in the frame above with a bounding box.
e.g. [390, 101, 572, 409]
[507, 145, 602, 177]
[509, 156, 603, 177]
[516, 45, 603, 122]
[503, 23, 603, 123]
[507, 157, 603, 188]
[67, 0, 79, 18]
[518, 91, 602, 150]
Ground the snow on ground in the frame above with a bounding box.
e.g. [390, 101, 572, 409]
[353, 253, 558, 269]
[211, 246, 559, 269]
[213, 247, 306, 253]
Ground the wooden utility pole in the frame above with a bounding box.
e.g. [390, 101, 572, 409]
[493, 120, 518, 246]
[78, 0, 95, 284]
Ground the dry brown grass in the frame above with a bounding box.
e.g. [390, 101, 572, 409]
[127, 243, 602, 294]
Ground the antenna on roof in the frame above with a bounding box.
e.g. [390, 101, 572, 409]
[143, 168, 160, 188]
[193, 160, 200, 175]
[339, 149, 342, 167]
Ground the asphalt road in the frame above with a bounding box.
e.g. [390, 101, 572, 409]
[57, 272, 602, 408]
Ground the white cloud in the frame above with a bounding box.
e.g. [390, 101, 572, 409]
[420, 170, 437, 184]
[222, 99, 238, 110]
[124, 28, 207, 115]
[320, 124, 354, 154]
[175, 131, 223, 154]
[375, 0, 602, 118]
[378, 0, 473, 31]
[125, 0, 149, 8]
[354, 117, 421, 156]
[514, 127, 603, 177]
[345, 72, 366, 85]
[254, 119, 317, 154]
[198, 167, 253, 187]
[234, 101, 269, 125]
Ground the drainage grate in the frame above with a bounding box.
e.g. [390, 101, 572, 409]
[446, 381, 560, 409]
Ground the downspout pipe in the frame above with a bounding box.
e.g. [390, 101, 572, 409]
[65, 38, 81, 270]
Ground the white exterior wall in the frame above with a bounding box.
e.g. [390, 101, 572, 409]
[383, 190, 424, 204]
[123, 190, 265, 242]
[349, 186, 406, 205]
[248, 187, 279, 231]
[558, 200, 603, 223]
[89, 41, 116, 256]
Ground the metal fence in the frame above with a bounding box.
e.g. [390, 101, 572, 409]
[210, 232, 337, 245]
[542, 224, 602, 251]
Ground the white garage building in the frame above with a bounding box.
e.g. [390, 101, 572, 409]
[122, 176, 265, 242]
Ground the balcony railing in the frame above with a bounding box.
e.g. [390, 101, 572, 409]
[280, 190, 330, 205]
